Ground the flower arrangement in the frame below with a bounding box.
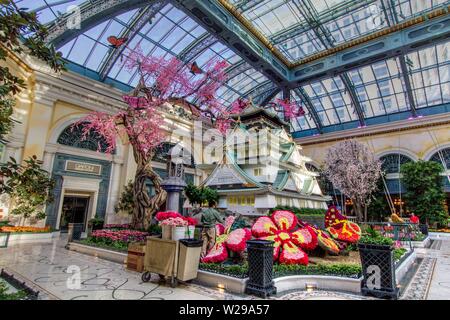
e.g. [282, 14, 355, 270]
[156, 211, 198, 226]
[156, 211, 182, 221]
[202, 216, 251, 263]
[0, 226, 51, 233]
[324, 206, 361, 244]
[160, 217, 188, 227]
[252, 210, 318, 265]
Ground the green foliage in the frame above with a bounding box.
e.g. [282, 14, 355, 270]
[269, 205, 327, 216]
[0, 156, 54, 222]
[184, 184, 219, 207]
[88, 217, 104, 229]
[80, 238, 128, 252]
[199, 262, 362, 279]
[393, 248, 407, 262]
[367, 176, 392, 221]
[401, 160, 448, 226]
[0, 0, 66, 141]
[0, 279, 27, 300]
[359, 226, 394, 246]
[147, 223, 162, 235]
[114, 181, 134, 215]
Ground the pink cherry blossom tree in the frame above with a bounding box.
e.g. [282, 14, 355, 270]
[76, 47, 308, 229]
[323, 139, 382, 222]
[77, 49, 232, 230]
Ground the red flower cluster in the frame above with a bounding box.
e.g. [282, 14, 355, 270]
[155, 211, 198, 226]
[91, 229, 148, 243]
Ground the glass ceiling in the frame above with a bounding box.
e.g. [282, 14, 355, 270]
[12, 0, 450, 136]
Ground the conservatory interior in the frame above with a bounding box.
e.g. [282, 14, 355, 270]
[0, 0, 449, 301]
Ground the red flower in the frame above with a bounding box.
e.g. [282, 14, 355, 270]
[155, 211, 182, 221]
[201, 216, 251, 263]
[251, 210, 317, 265]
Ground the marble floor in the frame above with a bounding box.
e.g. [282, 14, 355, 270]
[1, 235, 449, 300]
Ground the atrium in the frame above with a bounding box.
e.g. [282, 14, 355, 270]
[0, 0, 449, 303]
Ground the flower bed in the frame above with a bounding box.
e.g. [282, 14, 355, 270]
[82, 229, 148, 251]
[0, 226, 51, 234]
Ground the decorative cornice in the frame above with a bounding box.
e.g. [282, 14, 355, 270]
[217, 1, 450, 68]
[295, 113, 450, 146]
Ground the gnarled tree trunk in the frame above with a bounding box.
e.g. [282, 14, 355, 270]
[354, 200, 364, 223]
[131, 150, 167, 230]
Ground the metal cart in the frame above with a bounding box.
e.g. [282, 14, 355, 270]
[141, 237, 203, 287]
[142, 237, 179, 287]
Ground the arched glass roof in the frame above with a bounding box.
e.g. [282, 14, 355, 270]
[12, 0, 450, 137]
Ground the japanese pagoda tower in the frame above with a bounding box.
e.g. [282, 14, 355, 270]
[200, 104, 330, 216]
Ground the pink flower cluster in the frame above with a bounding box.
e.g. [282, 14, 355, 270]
[160, 217, 188, 227]
[156, 211, 197, 226]
[91, 229, 148, 243]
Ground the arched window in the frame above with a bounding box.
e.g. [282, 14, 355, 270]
[152, 142, 195, 168]
[379, 154, 413, 174]
[57, 123, 114, 154]
[429, 148, 450, 169]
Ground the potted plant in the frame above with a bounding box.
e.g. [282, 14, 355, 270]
[87, 218, 104, 236]
[156, 211, 198, 241]
[358, 227, 399, 299]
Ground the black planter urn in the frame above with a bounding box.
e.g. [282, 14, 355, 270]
[245, 240, 277, 298]
[358, 243, 399, 299]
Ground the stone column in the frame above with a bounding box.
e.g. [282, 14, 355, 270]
[105, 157, 123, 223]
[161, 178, 186, 213]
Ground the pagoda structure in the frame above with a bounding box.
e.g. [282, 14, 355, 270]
[199, 105, 330, 216]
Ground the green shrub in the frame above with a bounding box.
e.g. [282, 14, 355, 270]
[199, 262, 362, 279]
[0, 280, 27, 300]
[269, 206, 326, 216]
[393, 248, 407, 262]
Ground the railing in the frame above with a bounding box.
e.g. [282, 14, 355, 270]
[346, 216, 358, 223]
[360, 222, 427, 251]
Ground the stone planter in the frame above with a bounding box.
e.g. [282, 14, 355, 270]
[358, 243, 399, 299]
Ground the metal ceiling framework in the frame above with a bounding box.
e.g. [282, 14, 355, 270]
[36, 0, 450, 135]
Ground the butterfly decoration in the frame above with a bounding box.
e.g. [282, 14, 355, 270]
[190, 61, 203, 75]
[107, 36, 128, 49]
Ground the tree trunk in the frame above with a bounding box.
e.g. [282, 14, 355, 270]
[131, 151, 167, 230]
[354, 200, 364, 223]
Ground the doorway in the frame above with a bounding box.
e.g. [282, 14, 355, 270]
[59, 196, 90, 232]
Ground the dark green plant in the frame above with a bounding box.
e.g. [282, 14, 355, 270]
[184, 184, 219, 207]
[114, 181, 134, 215]
[184, 183, 202, 207]
[0, 0, 66, 142]
[202, 187, 219, 207]
[88, 217, 104, 228]
[401, 160, 448, 226]
[0, 156, 54, 224]
[0, 279, 27, 300]
[269, 205, 326, 216]
[199, 262, 362, 279]
[393, 248, 407, 262]
[147, 223, 162, 235]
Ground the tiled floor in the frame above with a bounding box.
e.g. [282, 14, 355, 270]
[1, 235, 449, 300]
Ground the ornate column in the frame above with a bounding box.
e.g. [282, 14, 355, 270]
[105, 156, 123, 223]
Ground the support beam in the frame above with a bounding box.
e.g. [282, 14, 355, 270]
[98, 1, 167, 81]
[292, 8, 450, 85]
[45, 0, 151, 48]
[398, 56, 418, 117]
[293, 88, 323, 132]
[178, 33, 217, 63]
[225, 61, 253, 80]
[172, 0, 290, 87]
[257, 88, 281, 106]
[242, 80, 276, 101]
[340, 74, 366, 126]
